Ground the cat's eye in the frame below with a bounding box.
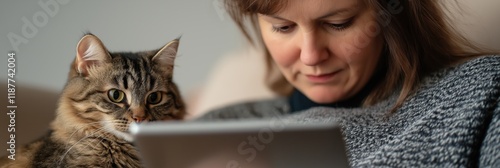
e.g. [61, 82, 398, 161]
[108, 89, 125, 103]
[147, 92, 162, 104]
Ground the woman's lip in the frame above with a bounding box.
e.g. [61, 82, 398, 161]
[305, 71, 340, 83]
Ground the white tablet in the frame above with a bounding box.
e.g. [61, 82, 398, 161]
[130, 119, 349, 168]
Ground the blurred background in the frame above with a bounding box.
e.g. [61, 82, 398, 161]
[0, 0, 245, 107]
[1, 0, 499, 156]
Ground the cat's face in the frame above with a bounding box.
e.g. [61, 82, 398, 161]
[60, 34, 185, 141]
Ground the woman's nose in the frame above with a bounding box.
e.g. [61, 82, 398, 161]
[299, 31, 329, 66]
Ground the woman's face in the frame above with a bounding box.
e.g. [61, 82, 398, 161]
[258, 0, 384, 103]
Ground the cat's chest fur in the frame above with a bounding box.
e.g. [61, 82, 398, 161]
[32, 132, 140, 168]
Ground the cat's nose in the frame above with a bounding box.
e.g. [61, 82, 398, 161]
[133, 116, 145, 123]
[132, 110, 146, 123]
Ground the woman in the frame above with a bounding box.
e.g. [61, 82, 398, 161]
[199, 0, 499, 167]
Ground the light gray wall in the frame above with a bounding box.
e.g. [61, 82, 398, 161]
[0, 0, 244, 95]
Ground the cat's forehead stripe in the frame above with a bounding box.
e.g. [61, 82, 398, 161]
[130, 57, 142, 83]
[112, 77, 119, 86]
[122, 75, 128, 90]
[122, 55, 143, 83]
[149, 77, 156, 91]
[121, 57, 129, 70]
[144, 57, 151, 73]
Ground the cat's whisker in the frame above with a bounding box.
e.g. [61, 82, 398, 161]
[66, 121, 108, 142]
[80, 127, 112, 151]
[65, 119, 128, 143]
[78, 120, 133, 154]
[79, 119, 132, 145]
[58, 122, 121, 167]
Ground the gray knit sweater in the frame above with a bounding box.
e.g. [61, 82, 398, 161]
[199, 56, 500, 167]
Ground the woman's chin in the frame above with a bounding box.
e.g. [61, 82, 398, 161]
[303, 87, 346, 104]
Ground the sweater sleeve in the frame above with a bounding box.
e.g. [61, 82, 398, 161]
[480, 98, 500, 167]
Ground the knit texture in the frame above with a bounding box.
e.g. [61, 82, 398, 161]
[199, 56, 500, 167]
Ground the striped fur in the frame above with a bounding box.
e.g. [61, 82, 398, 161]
[0, 34, 185, 168]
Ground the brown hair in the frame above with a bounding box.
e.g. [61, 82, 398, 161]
[224, 0, 497, 109]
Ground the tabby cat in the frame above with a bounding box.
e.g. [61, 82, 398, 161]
[0, 34, 186, 167]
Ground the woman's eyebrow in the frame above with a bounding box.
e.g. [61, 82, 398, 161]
[319, 5, 361, 19]
[261, 14, 290, 21]
[319, 8, 354, 19]
[261, 4, 361, 21]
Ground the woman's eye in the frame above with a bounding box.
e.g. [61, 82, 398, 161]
[108, 89, 125, 103]
[325, 19, 353, 31]
[272, 25, 295, 33]
[147, 92, 162, 105]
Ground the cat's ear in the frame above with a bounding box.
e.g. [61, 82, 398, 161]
[74, 34, 111, 76]
[151, 38, 180, 77]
